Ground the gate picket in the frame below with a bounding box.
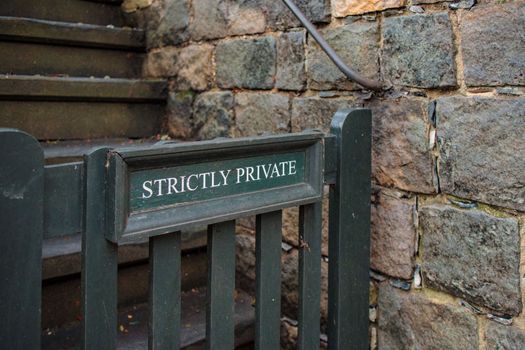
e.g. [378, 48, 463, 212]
[255, 210, 283, 350]
[149, 232, 181, 350]
[206, 220, 236, 350]
[298, 202, 322, 350]
[82, 148, 118, 350]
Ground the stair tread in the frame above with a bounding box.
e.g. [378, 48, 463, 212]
[0, 75, 167, 101]
[42, 228, 207, 280]
[42, 288, 255, 349]
[1, 0, 125, 27]
[0, 16, 144, 50]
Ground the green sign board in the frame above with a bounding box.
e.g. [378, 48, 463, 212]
[129, 152, 305, 212]
[106, 132, 324, 244]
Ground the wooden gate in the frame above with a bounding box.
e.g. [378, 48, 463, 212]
[0, 108, 371, 350]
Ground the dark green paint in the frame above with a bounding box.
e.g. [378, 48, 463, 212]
[298, 202, 322, 350]
[149, 232, 181, 350]
[206, 221, 236, 350]
[0, 129, 43, 349]
[82, 147, 118, 350]
[44, 162, 83, 238]
[255, 210, 282, 350]
[327, 109, 372, 350]
[129, 151, 305, 212]
[107, 133, 322, 243]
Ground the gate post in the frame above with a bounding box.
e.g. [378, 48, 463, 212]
[0, 129, 44, 349]
[327, 109, 372, 350]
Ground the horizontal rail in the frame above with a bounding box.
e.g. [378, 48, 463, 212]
[282, 0, 383, 91]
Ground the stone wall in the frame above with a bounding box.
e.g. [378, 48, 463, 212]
[125, 0, 525, 347]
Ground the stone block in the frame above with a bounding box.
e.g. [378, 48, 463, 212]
[190, 0, 266, 40]
[306, 21, 380, 90]
[234, 92, 290, 137]
[144, 0, 189, 48]
[333, 0, 406, 17]
[216, 37, 276, 89]
[436, 96, 525, 211]
[369, 97, 436, 194]
[378, 284, 478, 349]
[460, 2, 525, 86]
[193, 91, 234, 140]
[166, 91, 194, 139]
[486, 321, 525, 350]
[143, 44, 213, 91]
[420, 205, 521, 315]
[264, 0, 331, 30]
[276, 30, 306, 91]
[291, 97, 359, 132]
[371, 189, 416, 280]
[382, 13, 456, 88]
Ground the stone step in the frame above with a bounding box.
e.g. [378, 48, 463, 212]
[0, 76, 167, 140]
[42, 288, 255, 350]
[42, 244, 210, 331]
[0, 16, 144, 50]
[0, 0, 125, 27]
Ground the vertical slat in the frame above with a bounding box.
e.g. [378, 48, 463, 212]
[255, 210, 282, 350]
[0, 129, 43, 349]
[82, 147, 118, 350]
[297, 202, 322, 349]
[149, 232, 181, 350]
[327, 109, 372, 350]
[206, 220, 236, 350]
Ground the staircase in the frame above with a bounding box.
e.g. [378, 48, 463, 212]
[0, 1, 254, 348]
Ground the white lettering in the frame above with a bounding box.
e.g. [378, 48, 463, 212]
[142, 180, 153, 199]
[219, 169, 231, 185]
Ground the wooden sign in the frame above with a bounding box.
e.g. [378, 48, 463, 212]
[106, 132, 324, 243]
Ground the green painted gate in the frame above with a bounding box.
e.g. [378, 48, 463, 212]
[0, 108, 371, 350]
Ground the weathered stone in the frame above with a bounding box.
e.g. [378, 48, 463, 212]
[281, 321, 298, 349]
[264, 0, 331, 30]
[121, 0, 152, 13]
[144, 0, 189, 48]
[276, 30, 306, 91]
[193, 91, 233, 140]
[166, 91, 194, 139]
[368, 97, 436, 194]
[460, 2, 525, 86]
[216, 37, 276, 89]
[436, 96, 525, 211]
[333, 0, 406, 17]
[306, 22, 380, 90]
[382, 13, 456, 88]
[190, 0, 266, 40]
[420, 205, 521, 315]
[282, 189, 330, 256]
[378, 284, 479, 349]
[143, 47, 177, 77]
[143, 44, 213, 91]
[486, 321, 525, 350]
[234, 93, 290, 137]
[371, 189, 416, 280]
[173, 44, 213, 91]
[291, 97, 359, 132]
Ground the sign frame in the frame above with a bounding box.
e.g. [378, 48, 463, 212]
[105, 131, 324, 244]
